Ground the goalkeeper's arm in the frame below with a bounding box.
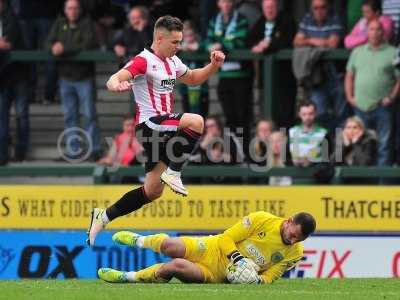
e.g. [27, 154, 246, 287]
[218, 212, 266, 258]
[259, 257, 302, 284]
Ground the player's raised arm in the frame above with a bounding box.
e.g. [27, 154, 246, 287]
[106, 69, 133, 92]
[179, 50, 225, 86]
[107, 55, 147, 92]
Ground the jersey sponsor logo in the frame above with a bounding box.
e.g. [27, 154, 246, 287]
[246, 244, 265, 266]
[168, 113, 180, 119]
[161, 78, 176, 89]
[271, 251, 284, 263]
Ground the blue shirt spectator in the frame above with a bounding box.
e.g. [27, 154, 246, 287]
[298, 12, 343, 39]
[293, 0, 349, 131]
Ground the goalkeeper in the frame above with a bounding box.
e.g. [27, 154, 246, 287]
[98, 211, 316, 284]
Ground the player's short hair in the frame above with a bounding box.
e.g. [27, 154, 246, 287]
[297, 100, 316, 112]
[293, 212, 316, 238]
[155, 15, 184, 32]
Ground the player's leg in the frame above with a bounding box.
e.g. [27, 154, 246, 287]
[86, 161, 166, 246]
[113, 231, 186, 257]
[156, 258, 205, 283]
[98, 259, 205, 284]
[160, 113, 204, 196]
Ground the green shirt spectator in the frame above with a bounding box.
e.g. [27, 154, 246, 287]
[346, 43, 400, 112]
[205, 9, 250, 78]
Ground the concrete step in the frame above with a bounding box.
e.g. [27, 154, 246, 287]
[10, 102, 132, 117]
[20, 130, 120, 146]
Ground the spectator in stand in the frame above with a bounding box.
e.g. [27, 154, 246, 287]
[81, 0, 126, 51]
[248, 0, 297, 128]
[248, 119, 274, 184]
[113, 6, 153, 66]
[383, 0, 400, 43]
[205, 0, 252, 153]
[0, 0, 29, 165]
[190, 115, 244, 183]
[268, 131, 292, 186]
[345, 0, 393, 49]
[345, 19, 400, 166]
[13, 0, 63, 104]
[191, 115, 244, 165]
[178, 20, 209, 116]
[249, 0, 296, 54]
[45, 0, 101, 161]
[335, 116, 377, 166]
[285, 0, 346, 24]
[237, 0, 262, 29]
[249, 119, 274, 166]
[293, 0, 349, 129]
[289, 101, 328, 167]
[97, 115, 143, 167]
[199, 0, 218, 38]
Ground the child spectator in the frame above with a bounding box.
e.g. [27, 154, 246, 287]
[268, 131, 292, 186]
[97, 116, 143, 167]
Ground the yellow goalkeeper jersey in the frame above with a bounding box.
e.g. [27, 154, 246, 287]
[217, 211, 304, 283]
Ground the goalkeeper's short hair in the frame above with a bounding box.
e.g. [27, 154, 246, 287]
[293, 212, 316, 238]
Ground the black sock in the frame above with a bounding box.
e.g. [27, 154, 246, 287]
[169, 128, 201, 172]
[105, 186, 150, 221]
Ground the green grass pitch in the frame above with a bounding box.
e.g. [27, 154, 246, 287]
[0, 279, 398, 300]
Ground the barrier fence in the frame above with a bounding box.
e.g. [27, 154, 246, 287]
[7, 49, 350, 120]
[0, 165, 399, 184]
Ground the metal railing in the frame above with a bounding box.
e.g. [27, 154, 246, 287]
[7, 49, 350, 120]
[0, 165, 398, 184]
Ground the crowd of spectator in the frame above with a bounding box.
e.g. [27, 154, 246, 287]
[1, 0, 400, 185]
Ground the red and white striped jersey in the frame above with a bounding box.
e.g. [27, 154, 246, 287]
[124, 48, 188, 124]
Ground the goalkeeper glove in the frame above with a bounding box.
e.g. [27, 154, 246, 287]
[228, 251, 260, 271]
[227, 251, 261, 284]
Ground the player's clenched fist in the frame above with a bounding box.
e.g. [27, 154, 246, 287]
[210, 50, 225, 68]
[116, 81, 133, 92]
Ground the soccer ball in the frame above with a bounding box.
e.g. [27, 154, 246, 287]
[226, 260, 260, 284]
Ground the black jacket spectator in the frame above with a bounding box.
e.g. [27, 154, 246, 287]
[45, 15, 98, 80]
[0, 2, 26, 86]
[248, 13, 296, 53]
[339, 131, 377, 166]
[113, 24, 153, 63]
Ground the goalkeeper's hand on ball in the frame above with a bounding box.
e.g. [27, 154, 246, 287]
[226, 251, 262, 284]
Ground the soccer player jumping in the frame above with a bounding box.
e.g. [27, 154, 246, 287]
[87, 16, 225, 246]
[98, 212, 316, 284]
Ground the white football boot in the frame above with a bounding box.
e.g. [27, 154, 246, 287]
[86, 208, 106, 246]
[160, 168, 188, 196]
